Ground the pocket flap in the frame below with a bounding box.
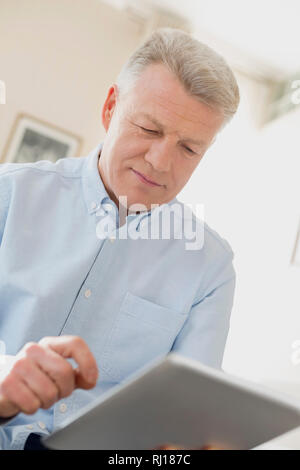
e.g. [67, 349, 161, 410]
[120, 291, 187, 332]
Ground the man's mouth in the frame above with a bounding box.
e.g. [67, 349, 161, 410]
[131, 169, 162, 187]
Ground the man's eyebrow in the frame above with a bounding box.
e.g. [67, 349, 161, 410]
[136, 113, 164, 130]
[180, 137, 207, 147]
[136, 112, 207, 147]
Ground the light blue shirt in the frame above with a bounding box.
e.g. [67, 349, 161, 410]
[0, 142, 236, 449]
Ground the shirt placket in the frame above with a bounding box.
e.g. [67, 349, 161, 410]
[52, 202, 119, 429]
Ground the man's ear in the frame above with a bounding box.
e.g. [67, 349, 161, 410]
[102, 84, 118, 132]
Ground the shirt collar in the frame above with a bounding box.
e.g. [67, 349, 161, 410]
[82, 142, 178, 232]
[82, 142, 112, 215]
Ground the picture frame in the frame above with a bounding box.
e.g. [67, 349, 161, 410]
[1, 113, 82, 164]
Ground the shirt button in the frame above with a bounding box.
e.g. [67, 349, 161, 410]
[38, 421, 46, 430]
[84, 289, 92, 298]
[59, 403, 67, 413]
[90, 202, 97, 210]
[26, 424, 34, 430]
[96, 208, 105, 217]
[109, 237, 115, 243]
[102, 202, 112, 213]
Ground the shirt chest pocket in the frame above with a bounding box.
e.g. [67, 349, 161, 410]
[100, 291, 188, 383]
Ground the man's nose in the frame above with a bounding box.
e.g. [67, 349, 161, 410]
[144, 140, 173, 173]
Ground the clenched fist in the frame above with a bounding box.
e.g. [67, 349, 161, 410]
[0, 335, 99, 418]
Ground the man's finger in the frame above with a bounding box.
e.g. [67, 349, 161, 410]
[0, 375, 41, 415]
[20, 342, 75, 398]
[39, 336, 99, 386]
[13, 358, 60, 409]
[0, 394, 19, 418]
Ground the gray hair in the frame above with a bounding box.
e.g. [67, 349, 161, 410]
[116, 28, 240, 127]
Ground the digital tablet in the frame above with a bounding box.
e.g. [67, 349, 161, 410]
[43, 353, 300, 450]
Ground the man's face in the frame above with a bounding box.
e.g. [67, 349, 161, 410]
[99, 63, 224, 213]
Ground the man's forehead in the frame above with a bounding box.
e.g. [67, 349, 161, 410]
[127, 65, 198, 111]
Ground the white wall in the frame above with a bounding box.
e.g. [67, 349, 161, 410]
[178, 73, 300, 384]
[0, 0, 143, 158]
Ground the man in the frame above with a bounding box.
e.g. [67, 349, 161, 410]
[0, 28, 239, 449]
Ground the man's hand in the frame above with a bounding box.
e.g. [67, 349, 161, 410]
[0, 335, 99, 418]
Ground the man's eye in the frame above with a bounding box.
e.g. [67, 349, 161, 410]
[183, 145, 195, 155]
[140, 126, 158, 134]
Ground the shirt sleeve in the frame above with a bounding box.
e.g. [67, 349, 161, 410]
[170, 254, 236, 370]
[0, 416, 18, 426]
